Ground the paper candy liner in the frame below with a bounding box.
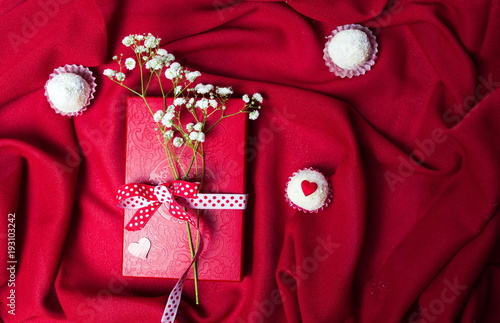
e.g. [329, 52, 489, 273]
[285, 167, 333, 213]
[44, 64, 96, 117]
[323, 24, 378, 78]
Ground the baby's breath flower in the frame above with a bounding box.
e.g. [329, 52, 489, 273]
[164, 130, 174, 140]
[209, 99, 218, 108]
[165, 62, 181, 80]
[186, 123, 194, 132]
[112, 55, 118, 60]
[134, 46, 146, 54]
[161, 118, 173, 128]
[145, 56, 163, 70]
[186, 71, 201, 82]
[195, 98, 209, 110]
[103, 69, 116, 77]
[156, 50, 175, 65]
[174, 85, 182, 95]
[144, 34, 159, 48]
[134, 34, 144, 40]
[195, 84, 214, 94]
[196, 132, 205, 142]
[166, 105, 175, 113]
[156, 48, 169, 56]
[216, 87, 233, 96]
[125, 57, 136, 70]
[189, 131, 199, 141]
[242, 94, 250, 103]
[173, 98, 186, 106]
[163, 111, 175, 121]
[249, 110, 259, 120]
[153, 110, 164, 122]
[115, 72, 126, 82]
[173, 137, 184, 147]
[193, 122, 203, 131]
[165, 54, 175, 64]
[252, 93, 263, 103]
[122, 35, 134, 47]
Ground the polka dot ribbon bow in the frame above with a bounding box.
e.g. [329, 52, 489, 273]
[116, 181, 201, 230]
[116, 180, 248, 323]
[116, 181, 248, 231]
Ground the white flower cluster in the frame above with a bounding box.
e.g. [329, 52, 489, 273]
[106, 33, 265, 151]
[187, 122, 205, 143]
[194, 83, 213, 94]
[104, 33, 178, 82]
[125, 58, 136, 70]
[165, 62, 182, 80]
[173, 137, 184, 148]
[216, 87, 233, 96]
[153, 107, 207, 148]
[242, 93, 263, 120]
[122, 33, 160, 49]
[160, 105, 176, 128]
[104, 68, 126, 82]
[249, 110, 259, 120]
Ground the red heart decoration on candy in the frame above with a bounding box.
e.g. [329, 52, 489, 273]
[301, 180, 318, 197]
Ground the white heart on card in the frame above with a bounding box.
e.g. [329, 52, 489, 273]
[128, 237, 151, 259]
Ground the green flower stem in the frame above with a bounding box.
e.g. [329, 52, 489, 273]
[185, 142, 201, 177]
[139, 59, 144, 95]
[194, 210, 201, 305]
[205, 111, 243, 134]
[144, 72, 155, 94]
[172, 142, 188, 178]
[185, 220, 200, 304]
[189, 108, 201, 123]
[111, 79, 142, 97]
[165, 143, 179, 181]
[158, 73, 168, 109]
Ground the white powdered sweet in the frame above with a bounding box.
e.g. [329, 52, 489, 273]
[46, 73, 91, 113]
[286, 169, 330, 212]
[327, 29, 371, 70]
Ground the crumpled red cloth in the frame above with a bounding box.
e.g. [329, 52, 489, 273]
[1, 0, 499, 322]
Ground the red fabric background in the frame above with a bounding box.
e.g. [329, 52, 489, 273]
[1, 0, 499, 322]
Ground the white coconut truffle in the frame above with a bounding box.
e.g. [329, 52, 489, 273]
[285, 168, 331, 212]
[327, 29, 371, 70]
[46, 73, 91, 114]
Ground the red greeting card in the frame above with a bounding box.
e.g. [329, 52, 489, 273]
[122, 97, 246, 281]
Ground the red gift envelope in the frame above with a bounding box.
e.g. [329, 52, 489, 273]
[122, 97, 246, 281]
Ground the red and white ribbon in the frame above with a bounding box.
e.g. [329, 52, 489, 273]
[116, 182, 248, 231]
[160, 237, 203, 323]
[178, 193, 248, 210]
[116, 181, 248, 322]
